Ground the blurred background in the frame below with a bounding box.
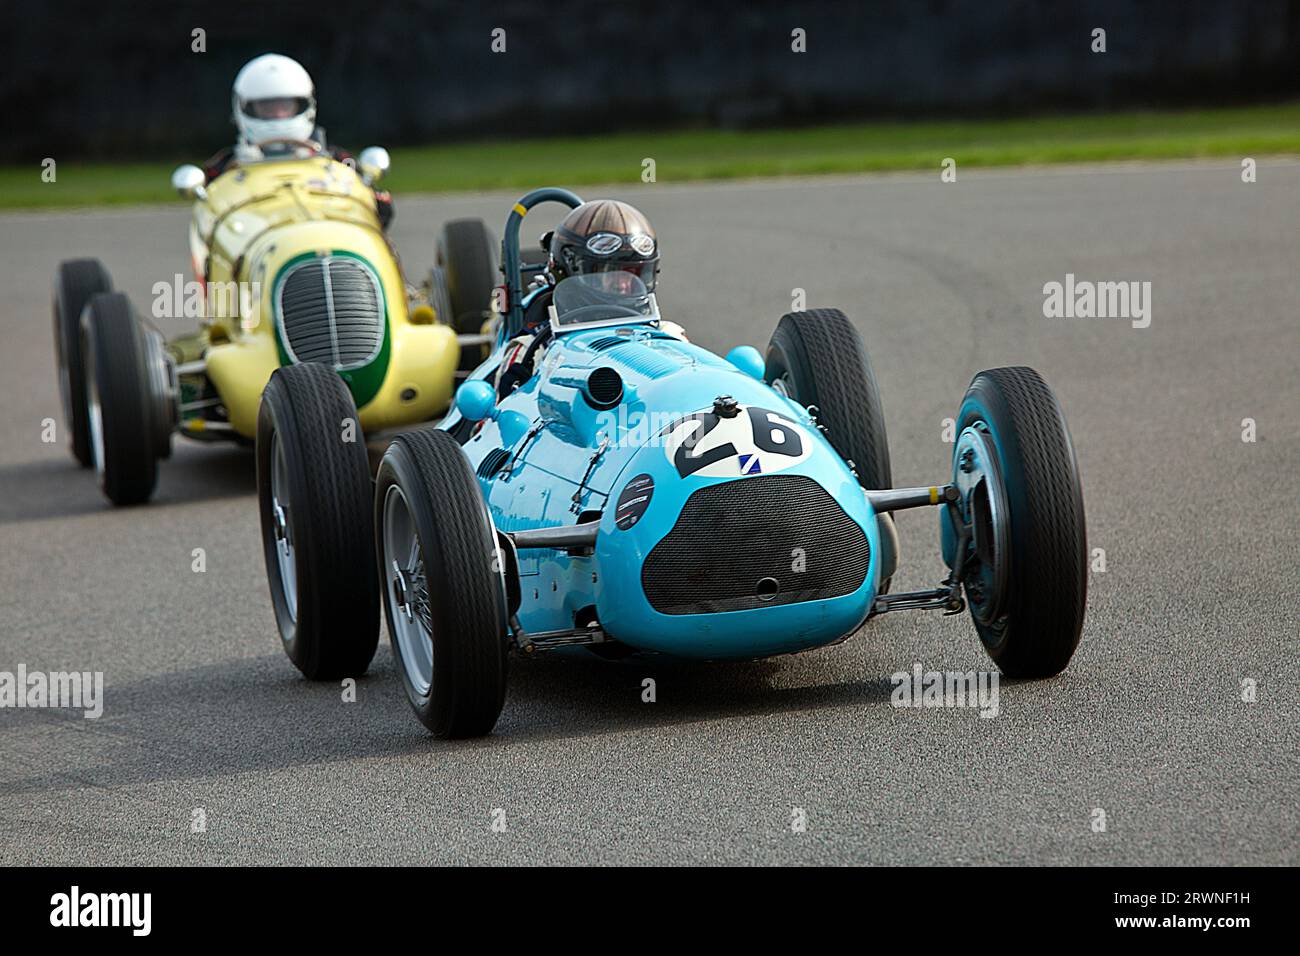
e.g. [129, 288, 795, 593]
[2, 0, 1297, 204]
[8, 0, 1300, 157]
[1, 0, 1297, 869]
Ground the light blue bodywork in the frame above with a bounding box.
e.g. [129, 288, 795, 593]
[439, 188, 881, 660]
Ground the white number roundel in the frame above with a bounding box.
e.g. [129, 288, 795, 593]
[663, 405, 811, 479]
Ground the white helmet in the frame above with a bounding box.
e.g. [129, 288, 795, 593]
[231, 54, 317, 148]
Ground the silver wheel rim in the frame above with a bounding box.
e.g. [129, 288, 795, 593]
[269, 431, 298, 626]
[56, 306, 73, 428]
[383, 484, 433, 697]
[954, 423, 1010, 625]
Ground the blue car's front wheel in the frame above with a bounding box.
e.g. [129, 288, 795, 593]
[952, 366, 1087, 678]
[375, 428, 509, 738]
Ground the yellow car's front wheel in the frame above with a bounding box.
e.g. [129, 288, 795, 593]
[257, 363, 379, 679]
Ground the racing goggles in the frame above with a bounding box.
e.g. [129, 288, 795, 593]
[580, 232, 658, 290]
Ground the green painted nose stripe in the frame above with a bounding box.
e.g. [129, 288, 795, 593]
[271, 249, 391, 409]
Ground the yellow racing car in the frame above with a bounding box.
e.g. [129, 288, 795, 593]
[51, 142, 495, 505]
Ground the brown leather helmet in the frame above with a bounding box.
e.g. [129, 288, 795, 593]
[549, 199, 659, 290]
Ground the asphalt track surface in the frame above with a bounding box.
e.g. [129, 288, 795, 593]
[0, 162, 1296, 865]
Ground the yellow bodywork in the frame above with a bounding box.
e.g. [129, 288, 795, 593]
[182, 155, 456, 439]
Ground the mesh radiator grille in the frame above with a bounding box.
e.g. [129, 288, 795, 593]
[642, 474, 870, 615]
[278, 257, 383, 369]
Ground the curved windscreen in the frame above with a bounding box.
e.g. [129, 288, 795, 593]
[551, 273, 657, 330]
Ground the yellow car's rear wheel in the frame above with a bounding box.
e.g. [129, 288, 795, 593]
[82, 292, 160, 506]
[437, 218, 498, 371]
[53, 258, 113, 467]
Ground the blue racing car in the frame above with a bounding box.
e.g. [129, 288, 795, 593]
[257, 187, 1087, 738]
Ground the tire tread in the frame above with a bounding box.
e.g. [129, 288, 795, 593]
[258, 363, 378, 679]
[382, 427, 506, 737]
[85, 292, 157, 505]
[964, 366, 1086, 677]
[54, 258, 112, 466]
[769, 308, 892, 490]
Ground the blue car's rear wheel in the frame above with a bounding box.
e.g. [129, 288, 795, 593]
[952, 366, 1086, 678]
[766, 308, 895, 588]
[375, 428, 508, 738]
[765, 308, 891, 491]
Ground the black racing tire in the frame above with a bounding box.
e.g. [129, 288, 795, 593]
[955, 366, 1087, 678]
[257, 362, 379, 680]
[765, 309, 892, 492]
[766, 308, 893, 590]
[53, 258, 112, 467]
[375, 427, 508, 738]
[428, 265, 454, 331]
[82, 293, 158, 505]
[437, 218, 498, 335]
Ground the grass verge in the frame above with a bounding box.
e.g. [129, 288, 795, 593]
[3, 102, 1297, 209]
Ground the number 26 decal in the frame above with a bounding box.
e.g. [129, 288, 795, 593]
[664, 406, 810, 479]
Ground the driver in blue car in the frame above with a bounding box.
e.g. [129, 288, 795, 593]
[200, 54, 394, 228]
[497, 199, 673, 396]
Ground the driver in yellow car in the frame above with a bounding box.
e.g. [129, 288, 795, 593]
[200, 53, 393, 228]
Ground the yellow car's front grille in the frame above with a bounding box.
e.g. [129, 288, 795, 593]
[277, 256, 383, 370]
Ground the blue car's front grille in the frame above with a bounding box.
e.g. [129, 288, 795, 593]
[641, 474, 870, 615]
